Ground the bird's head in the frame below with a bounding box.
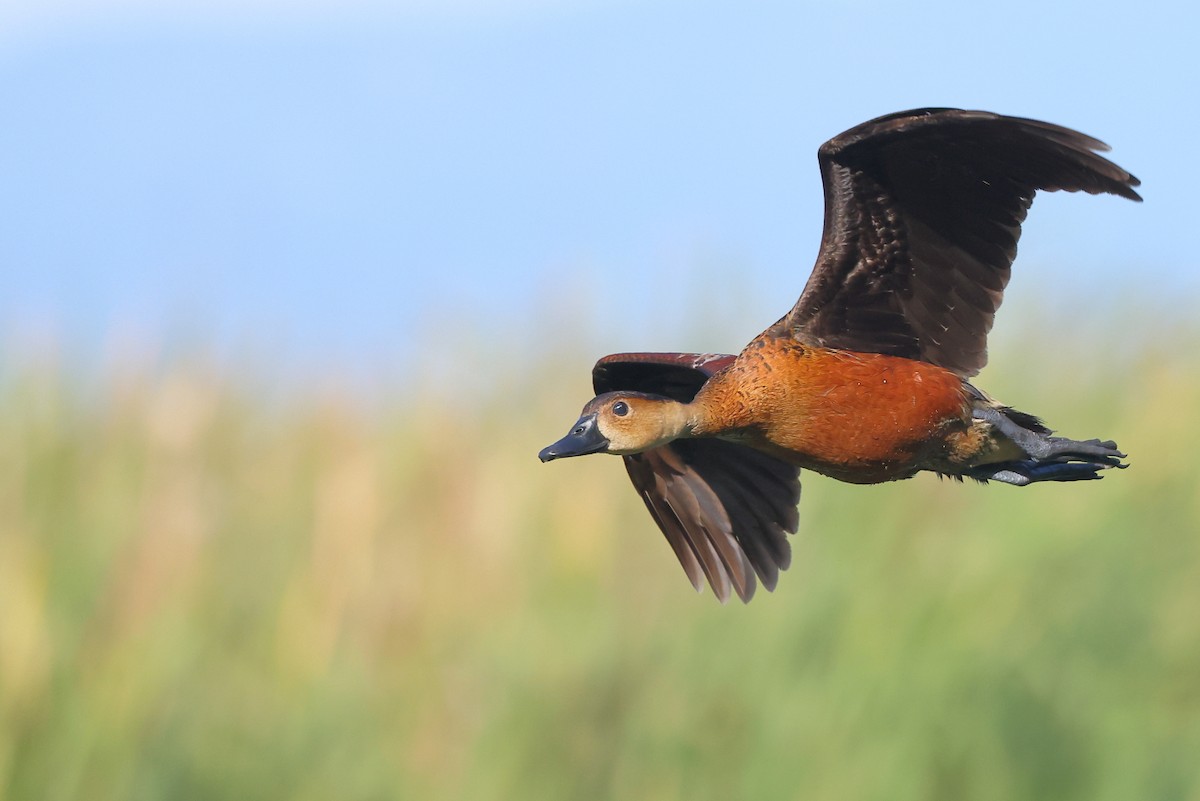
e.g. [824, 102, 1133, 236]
[538, 392, 692, 461]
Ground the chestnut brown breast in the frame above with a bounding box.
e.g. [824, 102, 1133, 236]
[693, 337, 970, 482]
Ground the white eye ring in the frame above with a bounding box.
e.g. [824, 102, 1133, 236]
[612, 401, 629, 417]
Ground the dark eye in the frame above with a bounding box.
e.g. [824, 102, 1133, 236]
[612, 401, 629, 417]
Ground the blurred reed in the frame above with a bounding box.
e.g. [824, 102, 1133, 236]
[0, 320, 1197, 801]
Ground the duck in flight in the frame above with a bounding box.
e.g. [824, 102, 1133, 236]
[538, 108, 1140, 603]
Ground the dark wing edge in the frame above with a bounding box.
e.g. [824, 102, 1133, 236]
[778, 107, 1141, 377]
[592, 351, 738, 400]
[594, 353, 802, 603]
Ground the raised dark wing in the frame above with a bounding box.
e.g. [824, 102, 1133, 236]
[776, 108, 1141, 377]
[594, 353, 802, 603]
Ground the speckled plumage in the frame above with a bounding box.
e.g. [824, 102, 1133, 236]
[691, 337, 972, 483]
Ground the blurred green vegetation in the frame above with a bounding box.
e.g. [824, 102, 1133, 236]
[0, 326, 1198, 801]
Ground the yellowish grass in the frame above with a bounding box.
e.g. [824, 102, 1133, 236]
[0, 328, 1198, 800]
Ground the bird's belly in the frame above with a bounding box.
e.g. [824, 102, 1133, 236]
[739, 348, 970, 482]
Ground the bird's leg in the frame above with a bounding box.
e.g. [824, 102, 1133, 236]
[963, 405, 1126, 485]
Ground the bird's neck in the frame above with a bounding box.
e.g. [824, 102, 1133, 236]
[684, 382, 754, 439]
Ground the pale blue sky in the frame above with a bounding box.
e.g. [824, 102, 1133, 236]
[1, 0, 1194, 379]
